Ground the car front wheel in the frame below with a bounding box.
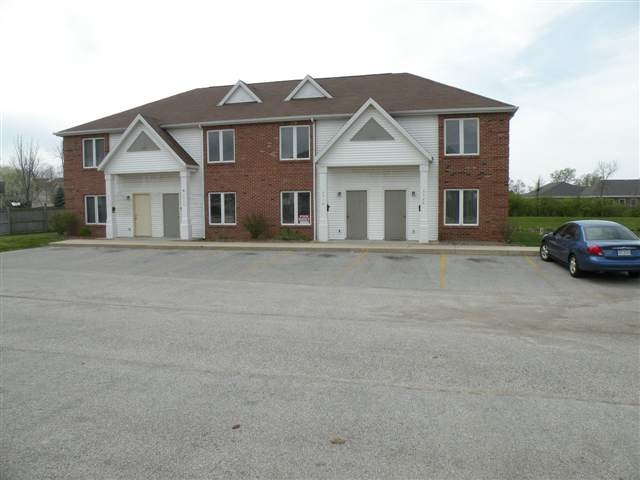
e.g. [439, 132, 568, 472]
[568, 254, 584, 278]
[539, 243, 552, 262]
[629, 271, 639, 279]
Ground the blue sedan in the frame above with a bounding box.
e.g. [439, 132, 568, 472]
[539, 220, 640, 278]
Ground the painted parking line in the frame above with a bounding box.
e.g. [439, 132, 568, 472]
[439, 254, 447, 289]
[336, 251, 369, 281]
[240, 252, 291, 276]
[523, 255, 556, 287]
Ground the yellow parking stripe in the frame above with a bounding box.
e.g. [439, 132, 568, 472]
[439, 254, 447, 289]
[336, 251, 368, 280]
[523, 255, 554, 287]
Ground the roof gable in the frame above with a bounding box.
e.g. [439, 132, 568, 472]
[284, 75, 333, 101]
[351, 118, 394, 141]
[98, 114, 197, 173]
[218, 80, 263, 106]
[317, 98, 434, 163]
[127, 131, 160, 152]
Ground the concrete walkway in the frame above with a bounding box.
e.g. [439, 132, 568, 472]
[52, 238, 538, 256]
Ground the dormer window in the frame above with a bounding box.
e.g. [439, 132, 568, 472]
[218, 80, 262, 106]
[285, 75, 332, 101]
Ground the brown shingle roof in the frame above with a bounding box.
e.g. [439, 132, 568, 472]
[57, 73, 517, 135]
[141, 115, 198, 166]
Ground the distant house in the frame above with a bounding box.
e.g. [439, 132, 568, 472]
[525, 179, 639, 208]
[581, 179, 640, 208]
[523, 181, 584, 198]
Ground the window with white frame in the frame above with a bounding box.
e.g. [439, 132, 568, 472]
[83, 138, 106, 168]
[280, 126, 310, 160]
[85, 195, 107, 224]
[444, 189, 479, 226]
[207, 130, 235, 163]
[281, 191, 311, 225]
[444, 119, 479, 155]
[209, 192, 236, 224]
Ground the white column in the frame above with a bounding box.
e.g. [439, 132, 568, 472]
[105, 173, 116, 239]
[418, 162, 429, 243]
[179, 169, 192, 240]
[317, 165, 329, 242]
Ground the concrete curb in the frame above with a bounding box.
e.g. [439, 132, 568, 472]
[51, 239, 539, 256]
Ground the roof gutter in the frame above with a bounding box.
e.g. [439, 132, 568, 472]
[55, 105, 519, 136]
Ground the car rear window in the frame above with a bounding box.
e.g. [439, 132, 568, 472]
[583, 225, 639, 241]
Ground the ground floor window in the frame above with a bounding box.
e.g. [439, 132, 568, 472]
[444, 189, 478, 226]
[209, 192, 236, 225]
[85, 195, 107, 224]
[281, 191, 311, 225]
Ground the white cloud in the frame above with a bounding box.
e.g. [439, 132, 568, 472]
[0, 0, 637, 182]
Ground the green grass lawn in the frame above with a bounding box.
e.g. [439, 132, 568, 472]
[0, 232, 63, 252]
[508, 217, 640, 246]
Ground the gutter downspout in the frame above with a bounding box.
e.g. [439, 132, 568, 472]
[312, 117, 317, 241]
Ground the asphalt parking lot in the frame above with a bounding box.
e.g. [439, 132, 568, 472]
[1, 246, 638, 479]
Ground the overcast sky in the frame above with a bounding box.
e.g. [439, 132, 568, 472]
[0, 0, 638, 186]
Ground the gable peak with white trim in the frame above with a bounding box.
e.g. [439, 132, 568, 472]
[218, 80, 262, 106]
[285, 75, 333, 101]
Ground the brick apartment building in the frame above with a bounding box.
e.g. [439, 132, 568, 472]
[55, 73, 517, 242]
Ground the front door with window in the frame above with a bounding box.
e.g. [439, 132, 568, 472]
[133, 194, 151, 236]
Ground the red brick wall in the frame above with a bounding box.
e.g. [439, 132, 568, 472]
[63, 135, 108, 236]
[203, 121, 314, 240]
[438, 113, 512, 242]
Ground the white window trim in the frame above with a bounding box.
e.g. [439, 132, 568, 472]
[444, 118, 479, 156]
[84, 195, 107, 225]
[207, 129, 235, 163]
[82, 137, 105, 168]
[443, 189, 480, 226]
[280, 191, 312, 226]
[208, 192, 237, 225]
[279, 126, 311, 161]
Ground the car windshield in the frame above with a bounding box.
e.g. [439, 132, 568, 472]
[583, 225, 639, 241]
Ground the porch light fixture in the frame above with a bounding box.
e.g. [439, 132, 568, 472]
[411, 191, 416, 197]
[337, 191, 342, 197]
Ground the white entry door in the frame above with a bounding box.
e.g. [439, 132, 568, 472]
[133, 194, 151, 236]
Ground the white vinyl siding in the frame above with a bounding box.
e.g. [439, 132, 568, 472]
[315, 118, 348, 154]
[104, 125, 181, 174]
[168, 127, 205, 239]
[319, 107, 425, 167]
[397, 115, 439, 241]
[109, 133, 122, 151]
[327, 167, 420, 241]
[112, 173, 181, 238]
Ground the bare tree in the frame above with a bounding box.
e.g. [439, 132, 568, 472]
[533, 176, 544, 216]
[56, 140, 64, 172]
[11, 135, 40, 207]
[594, 160, 618, 197]
[509, 178, 527, 194]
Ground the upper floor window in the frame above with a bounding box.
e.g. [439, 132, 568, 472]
[280, 126, 310, 160]
[444, 118, 479, 155]
[207, 129, 235, 163]
[83, 138, 106, 168]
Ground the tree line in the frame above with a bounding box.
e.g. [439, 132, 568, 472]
[0, 135, 64, 208]
[509, 161, 619, 195]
